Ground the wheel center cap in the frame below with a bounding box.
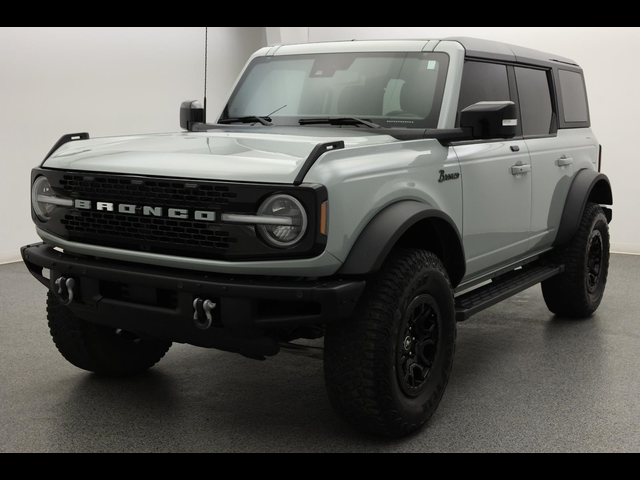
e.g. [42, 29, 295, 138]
[403, 336, 412, 352]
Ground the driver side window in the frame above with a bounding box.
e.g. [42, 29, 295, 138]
[457, 61, 511, 127]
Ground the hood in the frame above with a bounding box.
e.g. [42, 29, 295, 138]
[43, 128, 399, 184]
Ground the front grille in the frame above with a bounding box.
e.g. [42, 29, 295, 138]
[59, 175, 238, 208]
[62, 211, 238, 250]
[56, 174, 245, 257]
[40, 170, 325, 261]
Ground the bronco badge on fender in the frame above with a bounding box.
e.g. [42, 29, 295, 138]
[439, 170, 461, 183]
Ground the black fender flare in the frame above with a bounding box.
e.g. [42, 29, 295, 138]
[554, 169, 613, 246]
[338, 201, 466, 287]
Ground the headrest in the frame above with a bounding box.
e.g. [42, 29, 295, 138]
[400, 70, 437, 118]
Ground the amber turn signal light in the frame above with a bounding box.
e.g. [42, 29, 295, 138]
[320, 202, 328, 236]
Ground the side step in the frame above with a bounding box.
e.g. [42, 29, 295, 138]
[455, 264, 564, 322]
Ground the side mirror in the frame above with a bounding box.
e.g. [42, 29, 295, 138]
[180, 100, 205, 131]
[460, 101, 518, 140]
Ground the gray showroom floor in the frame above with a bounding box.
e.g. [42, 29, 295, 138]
[1, 255, 639, 453]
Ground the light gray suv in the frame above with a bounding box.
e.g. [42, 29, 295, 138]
[22, 37, 613, 438]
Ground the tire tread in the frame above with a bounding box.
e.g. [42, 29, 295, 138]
[542, 203, 610, 318]
[47, 292, 170, 377]
[324, 249, 456, 438]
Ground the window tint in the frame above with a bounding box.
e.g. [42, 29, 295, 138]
[515, 67, 553, 136]
[559, 70, 589, 123]
[458, 62, 511, 120]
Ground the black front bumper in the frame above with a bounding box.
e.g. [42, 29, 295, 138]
[21, 244, 365, 358]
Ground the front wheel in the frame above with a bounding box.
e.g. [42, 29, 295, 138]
[324, 249, 456, 438]
[47, 292, 171, 377]
[542, 203, 610, 318]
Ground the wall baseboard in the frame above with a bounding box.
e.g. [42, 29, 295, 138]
[611, 243, 640, 256]
[0, 251, 22, 265]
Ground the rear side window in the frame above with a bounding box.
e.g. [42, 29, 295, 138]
[515, 67, 554, 136]
[559, 70, 589, 123]
[457, 62, 511, 123]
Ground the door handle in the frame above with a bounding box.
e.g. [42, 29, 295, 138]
[511, 164, 532, 176]
[557, 156, 574, 167]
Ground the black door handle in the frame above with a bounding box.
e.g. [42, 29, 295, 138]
[511, 146, 520, 152]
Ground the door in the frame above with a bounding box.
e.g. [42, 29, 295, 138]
[455, 141, 532, 279]
[454, 61, 532, 279]
[514, 66, 575, 253]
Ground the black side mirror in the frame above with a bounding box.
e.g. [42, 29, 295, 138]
[460, 101, 518, 140]
[180, 100, 205, 131]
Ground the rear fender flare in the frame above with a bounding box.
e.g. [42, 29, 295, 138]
[555, 170, 613, 246]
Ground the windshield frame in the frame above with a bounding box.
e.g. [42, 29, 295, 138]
[220, 52, 451, 130]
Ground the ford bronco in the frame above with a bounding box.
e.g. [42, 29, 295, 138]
[22, 37, 613, 438]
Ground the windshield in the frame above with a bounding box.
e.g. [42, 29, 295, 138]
[222, 52, 450, 129]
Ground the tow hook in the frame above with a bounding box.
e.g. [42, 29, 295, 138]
[54, 277, 76, 306]
[193, 298, 217, 331]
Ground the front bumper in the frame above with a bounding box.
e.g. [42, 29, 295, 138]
[22, 243, 365, 359]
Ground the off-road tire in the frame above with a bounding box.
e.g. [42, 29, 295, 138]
[542, 203, 610, 318]
[47, 292, 171, 377]
[324, 249, 456, 438]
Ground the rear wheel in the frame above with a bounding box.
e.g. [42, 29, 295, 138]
[47, 292, 171, 377]
[542, 203, 610, 318]
[324, 249, 456, 438]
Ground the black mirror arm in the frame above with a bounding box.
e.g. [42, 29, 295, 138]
[424, 128, 474, 146]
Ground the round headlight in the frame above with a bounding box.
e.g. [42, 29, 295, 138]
[32, 176, 58, 222]
[257, 195, 308, 248]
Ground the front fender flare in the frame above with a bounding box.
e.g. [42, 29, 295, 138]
[338, 201, 466, 287]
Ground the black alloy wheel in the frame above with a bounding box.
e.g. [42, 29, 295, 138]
[587, 230, 604, 293]
[397, 295, 441, 397]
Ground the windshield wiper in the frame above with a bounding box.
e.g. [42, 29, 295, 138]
[219, 116, 273, 126]
[299, 117, 382, 129]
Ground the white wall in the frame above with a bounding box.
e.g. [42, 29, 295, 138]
[205, 27, 266, 116]
[302, 27, 640, 255]
[0, 27, 265, 264]
[265, 27, 309, 46]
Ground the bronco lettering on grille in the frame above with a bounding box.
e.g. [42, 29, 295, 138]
[74, 200, 216, 222]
